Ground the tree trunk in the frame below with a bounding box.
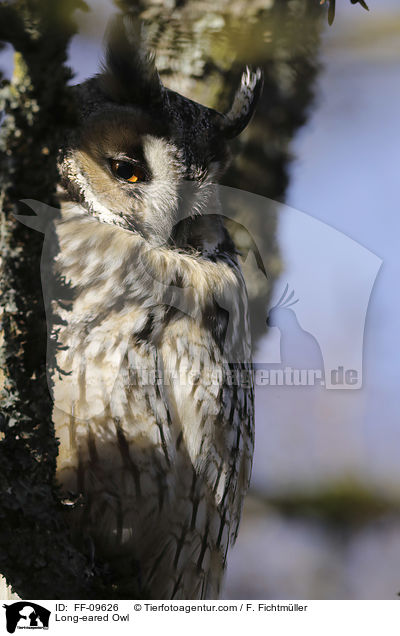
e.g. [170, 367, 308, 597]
[0, 0, 109, 599]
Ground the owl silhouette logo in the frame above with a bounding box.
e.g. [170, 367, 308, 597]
[267, 284, 324, 374]
[3, 602, 50, 633]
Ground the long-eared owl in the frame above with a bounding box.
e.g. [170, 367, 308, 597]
[49, 15, 262, 599]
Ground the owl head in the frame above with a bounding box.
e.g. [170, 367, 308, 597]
[59, 15, 263, 244]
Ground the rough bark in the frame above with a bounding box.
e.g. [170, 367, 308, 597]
[0, 0, 109, 599]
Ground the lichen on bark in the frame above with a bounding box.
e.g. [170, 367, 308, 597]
[0, 0, 109, 599]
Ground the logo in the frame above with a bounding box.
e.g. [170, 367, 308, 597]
[17, 187, 381, 405]
[260, 284, 358, 388]
[3, 603, 50, 634]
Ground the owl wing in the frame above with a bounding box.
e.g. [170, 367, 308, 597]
[158, 270, 254, 599]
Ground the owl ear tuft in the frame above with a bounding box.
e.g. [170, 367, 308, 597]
[100, 14, 165, 110]
[220, 67, 264, 138]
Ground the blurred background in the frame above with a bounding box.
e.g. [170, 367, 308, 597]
[1, 0, 400, 599]
[226, 0, 400, 599]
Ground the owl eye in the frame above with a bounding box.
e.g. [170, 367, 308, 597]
[110, 159, 145, 183]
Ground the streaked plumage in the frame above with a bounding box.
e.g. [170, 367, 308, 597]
[50, 15, 261, 599]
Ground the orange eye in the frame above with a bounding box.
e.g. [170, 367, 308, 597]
[110, 160, 145, 183]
